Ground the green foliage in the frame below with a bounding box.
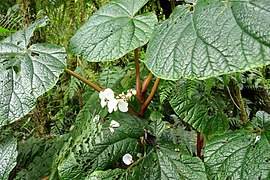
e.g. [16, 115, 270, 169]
[144, 0, 270, 80]
[204, 129, 270, 179]
[1, 0, 270, 179]
[0, 137, 17, 180]
[169, 80, 229, 136]
[69, 0, 158, 62]
[14, 136, 66, 179]
[0, 17, 66, 127]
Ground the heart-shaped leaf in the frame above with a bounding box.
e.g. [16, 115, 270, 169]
[204, 129, 270, 179]
[144, 1, 270, 80]
[69, 0, 157, 62]
[0, 17, 66, 126]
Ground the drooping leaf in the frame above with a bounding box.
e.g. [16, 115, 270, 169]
[169, 80, 229, 136]
[144, 1, 270, 80]
[69, 0, 157, 62]
[204, 129, 270, 179]
[0, 138, 17, 180]
[0, 17, 66, 126]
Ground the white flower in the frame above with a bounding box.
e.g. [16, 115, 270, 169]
[110, 120, 120, 128]
[118, 99, 128, 112]
[254, 135, 261, 143]
[99, 88, 115, 101]
[109, 120, 120, 133]
[108, 98, 118, 113]
[131, 89, 137, 95]
[122, 153, 133, 165]
[126, 92, 132, 99]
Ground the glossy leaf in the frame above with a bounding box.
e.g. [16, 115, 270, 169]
[204, 129, 270, 179]
[69, 0, 157, 62]
[0, 138, 17, 180]
[0, 17, 66, 126]
[144, 1, 270, 80]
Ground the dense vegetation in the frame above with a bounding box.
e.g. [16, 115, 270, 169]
[1, 0, 270, 179]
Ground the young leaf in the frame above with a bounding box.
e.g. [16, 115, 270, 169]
[0, 17, 66, 126]
[144, 1, 270, 80]
[69, 0, 157, 62]
[204, 129, 270, 179]
[0, 138, 17, 180]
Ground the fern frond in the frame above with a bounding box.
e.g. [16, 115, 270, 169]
[159, 80, 175, 104]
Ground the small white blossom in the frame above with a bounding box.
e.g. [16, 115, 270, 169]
[122, 153, 133, 165]
[118, 99, 128, 112]
[109, 120, 120, 133]
[126, 92, 132, 99]
[131, 89, 137, 95]
[254, 135, 261, 143]
[110, 120, 120, 128]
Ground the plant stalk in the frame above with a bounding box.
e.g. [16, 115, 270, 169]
[140, 78, 160, 115]
[134, 48, 144, 103]
[65, 69, 103, 92]
[142, 73, 153, 93]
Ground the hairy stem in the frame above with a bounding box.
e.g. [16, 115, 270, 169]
[229, 80, 249, 124]
[140, 78, 160, 115]
[65, 69, 103, 92]
[142, 73, 153, 93]
[135, 48, 144, 103]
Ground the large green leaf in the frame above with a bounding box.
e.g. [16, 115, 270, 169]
[0, 138, 17, 180]
[144, 1, 270, 80]
[69, 0, 157, 62]
[169, 80, 229, 136]
[0, 17, 66, 126]
[204, 129, 270, 179]
[86, 144, 207, 180]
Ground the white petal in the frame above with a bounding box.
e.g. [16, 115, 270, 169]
[109, 127, 115, 133]
[108, 99, 118, 113]
[122, 153, 133, 165]
[100, 99, 107, 108]
[131, 89, 137, 95]
[103, 88, 115, 100]
[118, 99, 128, 112]
[110, 120, 120, 128]
[126, 92, 132, 99]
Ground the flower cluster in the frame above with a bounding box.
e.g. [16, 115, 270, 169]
[99, 88, 136, 113]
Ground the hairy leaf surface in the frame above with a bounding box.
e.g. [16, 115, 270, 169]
[69, 0, 157, 62]
[0, 138, 17, 180]
[0, 17, 66, 126]
[144, 1, 270, 80]
[204, 129, 270, 179]
[170, 80, 229, 136]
